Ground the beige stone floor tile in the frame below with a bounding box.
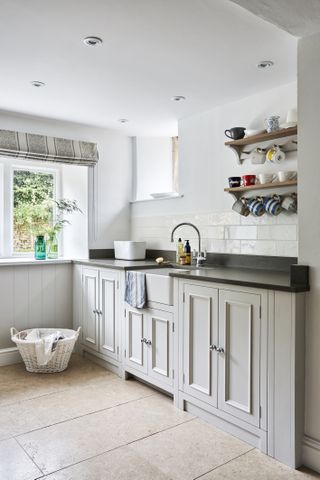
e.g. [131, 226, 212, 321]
[200, 449, 320, 479]
[0, 377, 155, 440]
[44, 445, 171, 480]
[0, 354, 114, 406]
[0, 438, 42, 480]
[17, 393, 192, 475]
[130, 418, 253, 480]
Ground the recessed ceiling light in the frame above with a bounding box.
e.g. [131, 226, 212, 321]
[83, 36, 103, 47]
[118, 118, 129, 124]
[31, 81, 46, 87]
[256, 60, 274, 70]
[171, 95, 186, 102]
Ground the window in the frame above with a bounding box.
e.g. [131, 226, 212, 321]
[13, 168, 55, 254]
[0, 157, 88, 259]
[133, 136, 179, 201]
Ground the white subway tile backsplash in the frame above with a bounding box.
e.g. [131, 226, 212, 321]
[257, 225, 297, 241]
[204, 226, 225, 239]
[240, 214, 278, 225]
[225, 226, 257, 240]
[131, 209, 298, 257]
[277, 212, 298, 224]
[204, 239, 241, 253]
[241, 240, 277, 256]
[276, 241, 298, 257]
[207, 212, 241, 225]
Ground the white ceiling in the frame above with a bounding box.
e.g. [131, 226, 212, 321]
[0, 0, 297, 135]
[230, 0, 320, 38]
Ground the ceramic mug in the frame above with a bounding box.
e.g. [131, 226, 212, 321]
[257, 173, 277, 184]
[250, 148, 266, 165]
[224, 127, 246, 140]
[232, 197, 250, 216]
[282, 194, 297, 212]
[228, 176, 242, 188]
[278, 171, 297, 182]
[266, 145, 286, 164]
[265, 195, 282, 216]
[247, 197, 265, 216]
[242, 174, 256, 186]
[265, 115, 280, 133]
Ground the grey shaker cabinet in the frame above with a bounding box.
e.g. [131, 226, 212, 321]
[80, 267, 120, 364]
[124, 305, 174, 391]
[181, 283, 261, 428]
[218, 289, 261, 427]
[182, 283, 219, 407]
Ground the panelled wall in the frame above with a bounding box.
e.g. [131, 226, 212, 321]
[0, 263, 73, 364]
[131, 81, 298, 257]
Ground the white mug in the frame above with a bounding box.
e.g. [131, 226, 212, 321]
[278, 171, 297, 182]
[258, 173, 277, 185]
[282, 194, 297, 212]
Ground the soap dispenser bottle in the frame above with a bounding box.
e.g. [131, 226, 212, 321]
[184, 240, 191, 265]
[177, 238, 184, 263]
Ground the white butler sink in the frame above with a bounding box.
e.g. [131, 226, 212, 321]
[144, 268, 190, 305]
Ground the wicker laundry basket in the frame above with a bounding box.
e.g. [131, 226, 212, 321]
[10, 327, 81, 373]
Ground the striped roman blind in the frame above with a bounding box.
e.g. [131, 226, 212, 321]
[0, 129, 98, 166]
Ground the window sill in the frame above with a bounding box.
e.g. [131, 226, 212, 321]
[0, 258, 72, 267]
[130, 194, 184, 204]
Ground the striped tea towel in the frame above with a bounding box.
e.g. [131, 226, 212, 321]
[124, 271, 147, 309]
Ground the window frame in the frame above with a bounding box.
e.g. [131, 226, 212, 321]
[0, 158, 61, 258]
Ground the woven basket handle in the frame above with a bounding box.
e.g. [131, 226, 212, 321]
[75, 327, 81, 338]
[10, 327, 19, 338]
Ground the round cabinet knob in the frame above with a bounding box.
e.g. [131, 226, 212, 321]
[93, 309, 98, 314]
[141, 338, 146, 343]
[217, 347, 225, 353]
[209, 344, 217, 351]
[146, 340, 152, 346]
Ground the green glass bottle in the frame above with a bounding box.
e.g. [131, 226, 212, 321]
[34, 235, 46, 260]
[47, 233, 58, 259]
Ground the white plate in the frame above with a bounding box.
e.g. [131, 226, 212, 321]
[150, 192, 179, 199]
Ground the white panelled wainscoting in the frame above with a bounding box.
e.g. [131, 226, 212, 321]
[132, 210, 298, 257]
[0, 262, 72, 366]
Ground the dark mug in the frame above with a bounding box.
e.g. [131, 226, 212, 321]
[228, 176, 241, 188]
[224, 127, 246, 140]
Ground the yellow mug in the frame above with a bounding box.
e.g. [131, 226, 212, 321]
[266, 145, 285, 163]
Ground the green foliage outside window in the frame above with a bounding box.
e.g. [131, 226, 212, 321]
[13, 170, 54, 252]
[13, 169, 82, 253]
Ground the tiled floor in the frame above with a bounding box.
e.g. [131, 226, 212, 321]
[0, 355, 319, 480]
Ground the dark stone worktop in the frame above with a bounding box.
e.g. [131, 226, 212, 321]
[74, 259, 309, 292]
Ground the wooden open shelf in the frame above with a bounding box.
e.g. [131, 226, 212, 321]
[224, 126, 297, 147]
[225, 126, 297, 164]
[224, 179, 297, 193]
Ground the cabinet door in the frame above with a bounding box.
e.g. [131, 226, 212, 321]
[218, 289, 261, 426]
[99, 269, 119, 361]
[183, 283, 219, 407]
[147, 309, 173, 387]
[81, 268, 99, 351]
[125, 306, 148, 374]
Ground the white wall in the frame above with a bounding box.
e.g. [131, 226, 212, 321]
[60, 164, 88, 258]
[131, 82, 298, 257]
[0, 110, 132, 251]
[134, 137, 173, 200]
[298, 33, 320, 472]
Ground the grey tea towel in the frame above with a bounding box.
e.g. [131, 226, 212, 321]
[124, 271, 147, 308]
